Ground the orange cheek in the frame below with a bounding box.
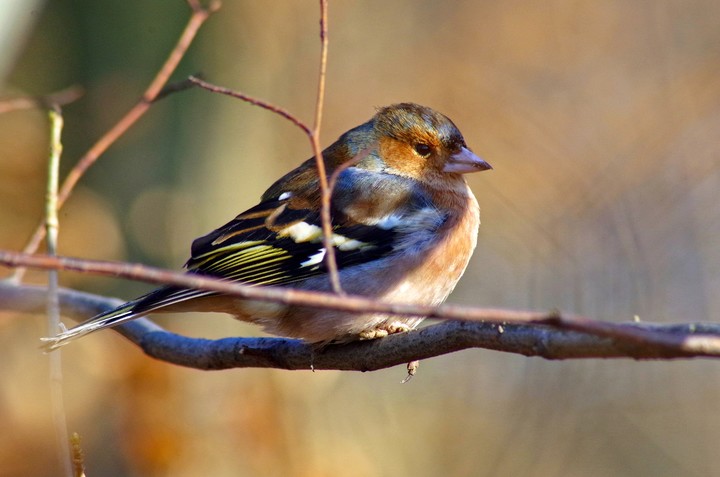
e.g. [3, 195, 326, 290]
[378, 137, 426, 178]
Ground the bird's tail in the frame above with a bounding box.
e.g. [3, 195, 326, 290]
[40, 301, 142, 351]
[40, 286, 213, 351]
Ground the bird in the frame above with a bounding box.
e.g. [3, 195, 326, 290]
[42, 103, 492, 350]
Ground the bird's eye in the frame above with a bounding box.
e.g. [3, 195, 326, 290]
[414, 143, 432, 157]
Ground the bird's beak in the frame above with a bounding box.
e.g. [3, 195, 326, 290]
[443, 147, 492, 174]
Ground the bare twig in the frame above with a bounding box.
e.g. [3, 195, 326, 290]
[45, 106, 72, 477]
[187, 1, 343, 294]
[3, 281, 720, 369]
[311, 0, 342, 294]
[188, 74, 346, 293]
[154, 76, 204, 102]
[3, 250, 720, 358]
[189, 73, 344, 284]
[0, 250, 547, 322]
[13, 0, 220, 280]
[313, 0, 329, 135]
[187, 77, 311, 135]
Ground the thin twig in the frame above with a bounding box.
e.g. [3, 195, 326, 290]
[154, 75, 204, 102]
[188, 1, 343, 294]
[313, 0, 329, 135]
[311, 0, 343, 294]
[45, 106, 72, 477]
[187, 77, 312, 135]
[13, 1, 220, 280]
[0, 249, 544, 322]
[2, 250, 720, 357]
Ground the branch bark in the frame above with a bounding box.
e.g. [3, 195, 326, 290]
[4, 277, 720, 372]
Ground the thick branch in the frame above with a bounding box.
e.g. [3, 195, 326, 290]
[4, 281, 720, 371]
[3, 250, 720, 360]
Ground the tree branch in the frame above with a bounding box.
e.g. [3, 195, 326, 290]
[3, 281, 719, 371]
[3, 251, 720, 370]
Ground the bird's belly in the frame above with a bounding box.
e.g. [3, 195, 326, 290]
[272, 228, 476, 342]
[231, 195, 479, 343]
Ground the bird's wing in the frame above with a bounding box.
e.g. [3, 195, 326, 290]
[40, 197, 398, 350]
[128, 165, 434, 316]
[126, 195, 398, 311]
[186, 198, 397, 285]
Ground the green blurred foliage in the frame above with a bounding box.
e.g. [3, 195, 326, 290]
[2, 1, 720, 476]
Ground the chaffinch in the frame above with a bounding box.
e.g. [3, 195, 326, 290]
[43, 103, 491, 349]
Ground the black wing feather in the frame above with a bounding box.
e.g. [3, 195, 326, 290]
[129, 199, 393, 302]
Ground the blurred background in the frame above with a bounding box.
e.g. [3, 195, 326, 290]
[2, 0, 720, 476]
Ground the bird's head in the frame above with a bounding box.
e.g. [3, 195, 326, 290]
[370, 103, 492, 180]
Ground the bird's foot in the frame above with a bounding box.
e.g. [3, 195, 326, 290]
[358, 322, 412, 340]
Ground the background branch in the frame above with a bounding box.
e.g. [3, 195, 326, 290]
[183, 1, 343, 296]
[12, 0, 219, 281]
[45, 104, 71, 477]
